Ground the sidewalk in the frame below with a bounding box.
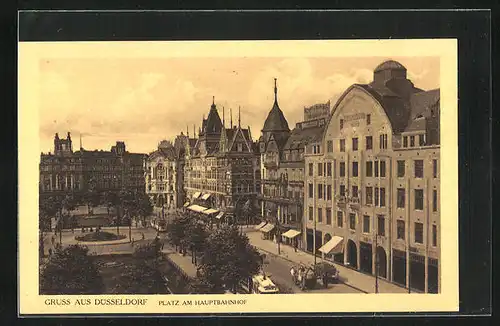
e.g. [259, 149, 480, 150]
[161, 247, 198, 279]
[245, 230, 409, 294]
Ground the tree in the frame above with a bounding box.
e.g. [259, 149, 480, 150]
[166, 214, 191, 253]
[82, 179, 101, 215]
[40, 244, 104, 294]
[39, 195, 60, 258]
[111, 261, 166, 294]
[102, 191, 120, 219]
[134, 191, 153, 227]
[199, 225, 262, 293]
[62, 193, 79, 231]
[184, 220, 208, 265]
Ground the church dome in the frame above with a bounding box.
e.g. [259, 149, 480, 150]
[374, 60, 407, 73]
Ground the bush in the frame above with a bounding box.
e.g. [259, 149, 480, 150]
[40, 245, 104, 294]
[75, 231, 126, 242]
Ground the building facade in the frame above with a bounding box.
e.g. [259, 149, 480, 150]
[39, 132, 146, 198]
[183, 99, 260, 218]
[304, 60, 440, 293]
[259, 79, 329, 246]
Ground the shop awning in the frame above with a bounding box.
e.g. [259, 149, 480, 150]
[282, 229, 301, 239]
[183, 202, 190, 208]
[254, 221, 267, 230]
[202, 208, 219, 215]
[192, 192, 201, 199]
[201, 193, 211, 200]
[318, 236, 344, 255]
[259, 223, 275, 233]
[215, 212, 225, 219]
[187, 205, 208, 213]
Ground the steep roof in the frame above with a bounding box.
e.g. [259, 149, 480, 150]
[262, 101, 290, 132]
[283, 124, 326, 151]
[262, 79, 290, 132]
[203, 101, 223, 134]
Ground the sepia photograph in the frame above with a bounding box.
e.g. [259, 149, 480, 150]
[18, 39, 458, 314]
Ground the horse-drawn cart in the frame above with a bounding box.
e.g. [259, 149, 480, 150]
[291, 262, 339, 290]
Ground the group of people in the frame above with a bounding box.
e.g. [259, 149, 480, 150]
[290, 265, 331, 290]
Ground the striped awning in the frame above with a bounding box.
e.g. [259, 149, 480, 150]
[282, 229, 301, 239]
[192, 192, 201, 199]
[202, 208, 219, 215]
[215, 212, 225, 219]
[259, 223, 275, 233]
[201, 193, 211, 200]
[187, 205, 208, 213]
[254, 221, 267, 230]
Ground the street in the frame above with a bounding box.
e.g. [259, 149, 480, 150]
[261, 249, 362, 294]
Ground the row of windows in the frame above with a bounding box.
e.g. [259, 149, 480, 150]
[308, 159, 439, 179]
[326, 134, 389, 153]
[308, 209, 438, 247]
[308, 183, 438, 212]
[402, 134, 426, 148]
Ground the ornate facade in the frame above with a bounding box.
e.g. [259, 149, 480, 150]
[258, 79, 329, 245]
[39, 132, 146, 198]
[183, 99, 260, 218]
[304, 60, 440, 293]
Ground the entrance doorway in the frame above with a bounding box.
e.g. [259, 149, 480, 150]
[359, 242, 372, 274]
[306, 229, 314, 253]
[347, 239, 358, 269]
[376, 246, 387, 279]
[428, 258, 439, 293]
[409, 253, 425, 292]
[392, 249, 407, 287]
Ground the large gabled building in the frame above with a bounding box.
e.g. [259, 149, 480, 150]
[183, 98, 259, 219]
[304, 60, 441, 293]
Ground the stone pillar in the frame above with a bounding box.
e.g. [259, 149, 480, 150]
[425, 255, 429, 293]
[49, 174, 53, 191]
[343, 240, 348, 265]
[356, 241, 361, 270]
[372, 242, 377, 275]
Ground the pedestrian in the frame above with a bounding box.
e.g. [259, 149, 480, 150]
[48, 248, 52, 256]
[322, 273, 328, 289]
[294, 240, 298, 252]
[161, 241, 165, 250]
[290, 266, 296, 284]
[51, 235, 55, 245]
[142, 232, 145, 240]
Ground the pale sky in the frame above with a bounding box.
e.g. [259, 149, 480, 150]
[39, 56, 439, 154]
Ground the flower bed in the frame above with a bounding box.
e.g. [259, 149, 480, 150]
[75, 231, 126, 242]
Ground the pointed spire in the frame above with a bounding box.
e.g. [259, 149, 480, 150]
[212, 96, 215, 105]
[274, 78, 278, 103]
[187, 125, 189, 137]
[79, 133, 82, 150]
[230, 108, 233, 128]
[238, 106, 241, 127]
[223, 106, 225, 128]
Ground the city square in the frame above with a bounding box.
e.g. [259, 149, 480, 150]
[38, 58, 440, 295]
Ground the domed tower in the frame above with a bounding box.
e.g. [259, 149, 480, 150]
[261, 78, 290, 144]
[372, 60, 420, 99]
